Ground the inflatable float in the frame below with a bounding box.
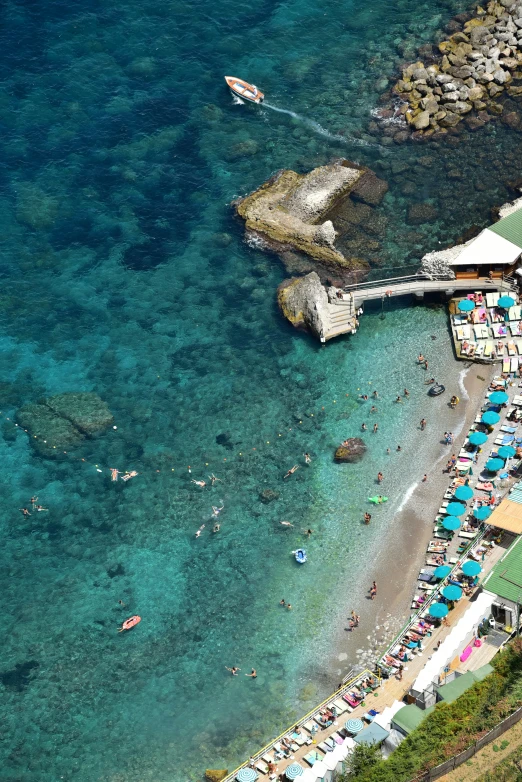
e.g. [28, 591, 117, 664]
[119, 615, 141, 632]
[368, 496, 388, 504]
[428, 383, 445, 397]
[294, 549, 307, 564]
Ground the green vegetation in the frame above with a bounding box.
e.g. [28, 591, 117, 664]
[344, 639, 522, 781]
[477, 743, 522, 781]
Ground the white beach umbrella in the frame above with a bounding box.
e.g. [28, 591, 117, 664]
[323, 754, 338, 771]
[310, 761, 327, 778]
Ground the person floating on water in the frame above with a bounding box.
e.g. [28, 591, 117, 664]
[245, 668, 257, 678]
[373, 423, 378, 433]
[121, 471, 138, 481]
[395, 396, 402, 403]
[404, 388, 410, 397]
[418, 354, 425, 364]
[280, 599, 286, 606]
[30, 496, 38, 507]
[420, 418, 427, 431]
[213, 524, 220, 533]
[372, 390, 379, 399]
[225, 666, 240, 675]
[304, 528, 313, 537]
[195, 524, 205, 538]
[279, 520, 294, 527]
[370, 405, 377, 414]
[191, 479, 206, 487]
[361, 422, 367, 431]
[110, 468, 120, 482]
[35, 505, 48, 511]
[304, 452, 312, 464]
[212, 504, 224, 517]
[283, 465, 299, 479]
[19, 508, 31, 516]
[209, 474, 221, 485]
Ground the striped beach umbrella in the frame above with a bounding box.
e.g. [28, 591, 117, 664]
[482, 411, 501, 426]
[443, 584, 463, 601]
[447, 502, 467, 516]
[474, 505, 492, 521]
[490, 391, 509, 405]
[454, 485, 474, 501]
[434, 565, 451, 579]
[498, 295, 515, 309]
[486, 458, 504, 472]
[443, 516, 461, 531]
[462, 560, 482, 576]
[285, 763, 304, 780]
[469, 431, 488, 446]
[498, 445, 516, 459]
[345, 718, 365, 734]
[237, 770, 258, 782]
[458, 299, 475, 312]
[428, 602, 449, 618]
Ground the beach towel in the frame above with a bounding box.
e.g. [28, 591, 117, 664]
[453, 314, 467, 325]
[456, 325, 471, 340]
[508, 341, 517, 356]
[503, 357, 511, 373]
[303, 750, 322, 767]
[501, 425, 517, 432]
[493, 323, 508, 338]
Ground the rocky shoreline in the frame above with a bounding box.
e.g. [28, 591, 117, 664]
[382, 0, 522, 138]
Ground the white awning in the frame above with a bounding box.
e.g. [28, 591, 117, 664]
[449, 229, 521, 267]
[411, 591, 495, 695]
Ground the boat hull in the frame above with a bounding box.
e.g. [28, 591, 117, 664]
[224, 76, 264, 104]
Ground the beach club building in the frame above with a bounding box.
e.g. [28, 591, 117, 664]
[449, 205, 522, 280]
[482, 534, 522, 632]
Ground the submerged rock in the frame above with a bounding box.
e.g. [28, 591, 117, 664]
[334, 438, 367, 463]
[407, 202, 439, 224]
[205, 772, 228, 782]
[16, 392, 113, 457]
[259, 489, 280, 504]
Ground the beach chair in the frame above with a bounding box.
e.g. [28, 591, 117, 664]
[510, 305, 522, 321]
[508, 341, 516, 356]
[317, 740, 334, 753]
[303, 750, 322, 767]
[453, 314, 467, 325]
[256, 761, 269, 775]
[512, 356, 519, 373]
[486, 292, 496, 308]
[261, 753, 274, 765]
[290, 731, 308, 746]
[503, 357, 511, 373]
[332, 698, 349, 714]
[302, 719, 320, 735]
[476, 341, 485, 358]
[484, 341, 494, 358]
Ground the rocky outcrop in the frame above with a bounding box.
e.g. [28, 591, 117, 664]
[390, 0, 522, 136]
[277, 272, 331, 339]
[205, 772, 228, 782]
[334, 438, 367, 463]
[234, 160, 386, 276]
[16, 392, 113, 457]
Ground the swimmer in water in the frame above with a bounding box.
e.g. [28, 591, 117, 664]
[212, 504, 224, 517]
[195, 524, 205, 538]
[304, 452, 312, 464]
[279, 520, 294, 527]
[121, 471, 138, 481]
[191, 479, 206, 487]
[213, 524, 220, 533]
[283, 465, 299, 479]
[209, 474, 221, 485]
[110, 468, 120, 482]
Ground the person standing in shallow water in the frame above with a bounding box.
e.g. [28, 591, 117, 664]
[420, 418, 427, 431]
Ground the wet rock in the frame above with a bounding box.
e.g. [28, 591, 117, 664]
[439, 110, 461, 126]
[334, 438, 367, 463]
[205, 771, 228, 782]
[465, 115, 486, 130]
[407, 202, 439, 224]
[412, 110, 430, 129]
[502, 110, 522, 129]
[349, 171, 389, 206]
[259, 489, 280, 504]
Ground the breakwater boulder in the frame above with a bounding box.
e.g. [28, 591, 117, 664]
[233, 159, 387, 278]
[334, 438, 367, 463]
[388, 0, 522, 137]
[16, 392, 113, 457]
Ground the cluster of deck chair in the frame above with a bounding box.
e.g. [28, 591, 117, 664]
[252, 677, 381, 774]
[453, 293, 522, 365]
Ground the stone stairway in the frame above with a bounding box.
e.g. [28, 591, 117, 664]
[322, 298, 356, 341]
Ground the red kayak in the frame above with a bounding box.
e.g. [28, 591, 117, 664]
[119, 615, 141, 632]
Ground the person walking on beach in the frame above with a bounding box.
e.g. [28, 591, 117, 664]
[420, 418, 427, 431]
[397, 663, 404, 681]
[226, 666, 240, 675]
[370, 581, 377, 600]
[377, 472, 383, 483]
[283, 465, 299, 479]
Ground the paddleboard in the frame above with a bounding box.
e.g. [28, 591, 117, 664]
[368, 496, 388, 504]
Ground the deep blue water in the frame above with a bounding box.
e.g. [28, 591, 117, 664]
[0, 0, 521, 779]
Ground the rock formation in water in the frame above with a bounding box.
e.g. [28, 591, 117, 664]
[16, 392, 114, 457]
[277, 271, 333, 339]
[233, 159, 388, 280]
[387, 0, 522, 137]
[334, 438, 367, 462]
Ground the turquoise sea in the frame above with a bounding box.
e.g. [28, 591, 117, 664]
[1, 0, 521, 779]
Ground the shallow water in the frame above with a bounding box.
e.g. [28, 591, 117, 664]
[0, 0, 520, 779]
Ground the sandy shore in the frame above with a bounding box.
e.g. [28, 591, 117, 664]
[328, 361, 496, 682]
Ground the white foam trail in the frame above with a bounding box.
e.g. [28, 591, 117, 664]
[458, 366, 470, 401]
[262, 102, 373, 147]
[232, 95, 244, 105]
[394, 480, 419, 515]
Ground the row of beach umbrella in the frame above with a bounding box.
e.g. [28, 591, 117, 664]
[237, 764, 305, 782]
[458, 295, 515, 312]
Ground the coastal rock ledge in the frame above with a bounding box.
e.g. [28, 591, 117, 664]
[234, 159, 387, 278]
[334, 438, 367, 463]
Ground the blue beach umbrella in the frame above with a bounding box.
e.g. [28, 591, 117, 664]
[498, 445, 516, 459]
[429, 602, 449, 618]
[486, 458, 504, 472]
[498, 295, 515, 309]
[469, 431, 488, 446]
[482, 411, 501, 426]
[434, 565, 451, 579]
[447, 502, 467, 516]
[455, 485, 474, 501]
[443, 516, 461, 531]
[462, 560, 482, 576]
[237, 769, 258, 782]
[285, 763, 304, 780]
[458, 299, 475, 312]
[490, 391, 509, 405]
[474, 505, 492, 521]
[345, 718, 365, 734]
[443, 584, 463, 601]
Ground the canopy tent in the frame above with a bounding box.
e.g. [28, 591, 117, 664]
[483, 536, 522, 601]
[486, 498, 522, 535]
[353, 722, 390, 746]
[391, 704, 434, 736]
[449, 228, 522, 267]
[411, 591, 495, 696]
[437, 671, 479, 703]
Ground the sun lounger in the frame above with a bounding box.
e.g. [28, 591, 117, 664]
[484, 341, 494, 358]
[509, 305, 522, 321]
[317, 741, 334, 753]
[261, 753, 274, 765]
[487, 292, 499, 308]
[290, 731, 308, 746]
[493, 323, 508, 338]
[503, 357, 511, 373]
[510, 323, 522, 337]
[501, 424, 517, 432]
[512, 356, 519, 373]
[302, 719, 319, 735]
[426, 555, 446, 566]
[456, 325, 471, 340]
[256, 761, 269, 774]
[304, 750, 323, 766]
[459, 530, 478, 539]
[332, 698, 349, 714]
[453, 314, 467, 325]
[508, 341, 517, 356]
[476, 341, 486, 357]
[474, 325, 489, 340]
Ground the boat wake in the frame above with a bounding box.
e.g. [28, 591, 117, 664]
[262, 102, 373, 147]
[232, 95, 245, 105]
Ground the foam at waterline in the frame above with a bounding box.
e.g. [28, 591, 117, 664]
[394, 479, 419, 516]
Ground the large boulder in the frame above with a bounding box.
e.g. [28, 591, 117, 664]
[277, 272, 331, 339]
[334, 438, 367, 463]
[16, 392, 113, 457]
[349, 171, 389, 206]
[407, 202, 439, 224]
